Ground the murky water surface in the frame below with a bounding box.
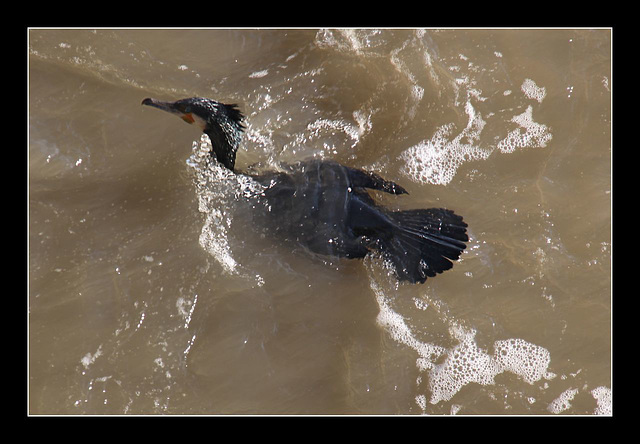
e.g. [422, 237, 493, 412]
[28, 28, 611, 415]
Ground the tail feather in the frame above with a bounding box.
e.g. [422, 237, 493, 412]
[375, 208, 468, 283]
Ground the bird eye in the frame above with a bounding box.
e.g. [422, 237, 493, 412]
[184, 105, 192, 113]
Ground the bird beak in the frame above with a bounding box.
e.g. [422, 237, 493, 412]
[142, 97, 197, 125]
[142, 97, 176, 113]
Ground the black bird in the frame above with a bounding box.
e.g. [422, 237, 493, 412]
[142, 97, 468, 283]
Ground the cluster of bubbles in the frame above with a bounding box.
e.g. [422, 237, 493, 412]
[371, 265, 555, 408]
[401, 101, 492, 186]
[401, 77, 552, 185]
[429, 331, 553, 405]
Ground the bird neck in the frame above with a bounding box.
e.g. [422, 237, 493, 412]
[204, 128, 238, 171]
[203, 104, 245, 172]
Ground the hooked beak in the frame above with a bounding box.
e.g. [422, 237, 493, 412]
[142, 97, 177, 113]
[142, 97, 196, 125]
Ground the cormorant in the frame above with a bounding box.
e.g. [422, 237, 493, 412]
[142, 97, 468, 283]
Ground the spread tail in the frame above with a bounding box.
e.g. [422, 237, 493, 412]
[375, 208, 468, 283]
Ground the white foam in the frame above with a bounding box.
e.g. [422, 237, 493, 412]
[400, 100, 491, 185]
[388, 33, 438, 120]
[353, 110, 373, 136]
[81, 345, 103, 369]
[411, 84, 425, 101]
[428, 326, 501, 404]
[249, 69, 269, 79]
[521, 78, 546, 103]
[307, 117, 365, 148]
[430, 332, 553, 405]
[497, 105, 553, 153]
[401, 99, 553, 185]
[415, 394, 427, 412]
[591, 386, 612, 415]
[547, 387, 579, 414]
[397, 50, 554, 187]
[493, 338, 552, 384]
[374, 280, 447, 367]
[367, 258, 554, 408]
[368, 268, 447, 371]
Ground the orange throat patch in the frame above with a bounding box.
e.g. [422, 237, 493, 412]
[181, 113, 195, 124]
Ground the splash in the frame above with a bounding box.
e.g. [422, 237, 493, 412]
[314, 29, 385, 55]
[198, 207, 239, 275]
[186, 134, 266, 277]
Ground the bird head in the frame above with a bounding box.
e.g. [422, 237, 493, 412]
[142, 97, 245, 171]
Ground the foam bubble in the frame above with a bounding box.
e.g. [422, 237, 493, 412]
[521, 78, 546, 103]
[497, 105, 552, 153]
[428, 327, 501, 404]
[493, 338, 552, 384]
[400, 100, 553, 185]
[400, 100, 491, 185]
[428, 332, 554, 405]
[398, 55, 553, 187]
[547, 388, 579, 414]
[591, 386, 612, 415]
[411, 84, 425, 101]
[415, 394, 427, 411]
